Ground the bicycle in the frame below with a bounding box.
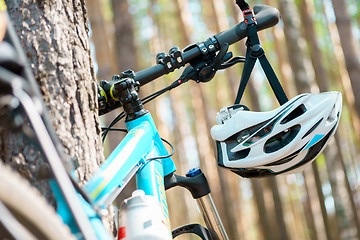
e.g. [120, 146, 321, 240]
[0, 0, 342, 239]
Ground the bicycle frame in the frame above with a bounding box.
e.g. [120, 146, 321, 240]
[51, 112, 177, 239]
[85, 112, 176, 233]
[13, 57, 226, 240]
[84, 112, 175, 207]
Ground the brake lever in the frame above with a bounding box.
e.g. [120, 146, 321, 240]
[211, 43, 229, 69]
[219, 56, 246, 69]
[180, 43, 233, 83]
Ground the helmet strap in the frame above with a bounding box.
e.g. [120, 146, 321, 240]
[234, 2, 288, 106]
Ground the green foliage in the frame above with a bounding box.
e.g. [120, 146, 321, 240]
[101, 0, 113, 21]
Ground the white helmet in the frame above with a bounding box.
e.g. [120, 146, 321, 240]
[211, 92, 342, 178]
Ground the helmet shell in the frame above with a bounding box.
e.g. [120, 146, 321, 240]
[211, 92, 342, 177]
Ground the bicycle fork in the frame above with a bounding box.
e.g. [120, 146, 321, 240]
[197, 193, 229, 240]
[164, 168, 229, 240]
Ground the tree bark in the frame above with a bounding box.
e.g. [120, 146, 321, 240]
[2, 0, 104, 205]
[298, 0, 328, 92]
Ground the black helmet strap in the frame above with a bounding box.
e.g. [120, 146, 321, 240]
[235, 0, 250, 11]
[234, 1, 288, 106]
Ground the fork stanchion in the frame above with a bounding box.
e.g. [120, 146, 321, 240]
[196, 194, 229, 240]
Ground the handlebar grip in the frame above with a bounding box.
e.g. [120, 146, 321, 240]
[215, 5, 280, 46]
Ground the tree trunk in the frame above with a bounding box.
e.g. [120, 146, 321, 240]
[277, 0, 310, 93]
[267, 177, 290, 240]
[298, 0, 328, 92]
[112, 0, 137, 72]
[301, 173, 319, 240]
[86, 0, 116, 80]
[2, 0, 105, 222]
[331, 0, 360, 119]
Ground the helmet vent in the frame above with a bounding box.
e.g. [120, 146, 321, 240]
[232, 120, 268, 144]
[280, 104, 307, 124]
[264, 144, 305, 166]
[244, 118, 279, 146]
[302, 118, 323, 139]
[224, 139, 251, 161]
[264, 124, 301, 153]
[326, 104, 337, 124]
[264, 152, 297, 166]
[228, 148, 250, 161]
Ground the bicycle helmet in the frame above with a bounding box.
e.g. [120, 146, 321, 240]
[211, 92, 342, 178]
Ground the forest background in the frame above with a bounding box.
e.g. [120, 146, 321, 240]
[3, 0, 360, 239]
[88, 0, 360, 239]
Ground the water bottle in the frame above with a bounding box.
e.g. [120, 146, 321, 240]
[118, 190, 172, 240]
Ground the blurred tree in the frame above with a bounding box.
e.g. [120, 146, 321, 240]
[269, 16, 319, 240]
[86, 0, 120, 157]
[202, 0, 245, 238]
[86, 0, 116, 80]
[278, 0, 343, 240]
[174, 0, 229, 228]
[298, 1, 360, 239]
[112, 0, 137, 71]
[146, 0, 194, 235]
[331, 0, 360, 120]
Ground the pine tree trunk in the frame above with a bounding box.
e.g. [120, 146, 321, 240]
[147, 0, 194, 231]
[298, 0, 328, 92]
[2, 0, 104, 220]
[86, 0, 121, 157]
[86, 0, 116, 80]
[277, 0, 310, 93]
[331, 0, 360, 118]
[112, 0, 137, 72]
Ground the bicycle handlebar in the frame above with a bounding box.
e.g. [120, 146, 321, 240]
[134, 5, 280, 86]
[215, 5, 280, 45]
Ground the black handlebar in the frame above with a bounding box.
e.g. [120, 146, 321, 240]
[134, 45, 201, 86]
[98, 5, 281, 116]
[134, 4, 280, 86]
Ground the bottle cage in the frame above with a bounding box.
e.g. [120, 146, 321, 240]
[234, 0, 288, 106]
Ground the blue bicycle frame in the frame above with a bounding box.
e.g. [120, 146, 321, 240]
[5, 3, 283, 239]
[52, 112, 176, 239]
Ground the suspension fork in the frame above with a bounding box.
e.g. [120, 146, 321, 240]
[197, 194, 229, 240]
[164, 168, 229, 240]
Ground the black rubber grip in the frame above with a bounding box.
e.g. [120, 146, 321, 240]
[215, 5, 280, 46]
[134, 4, 280, 86]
